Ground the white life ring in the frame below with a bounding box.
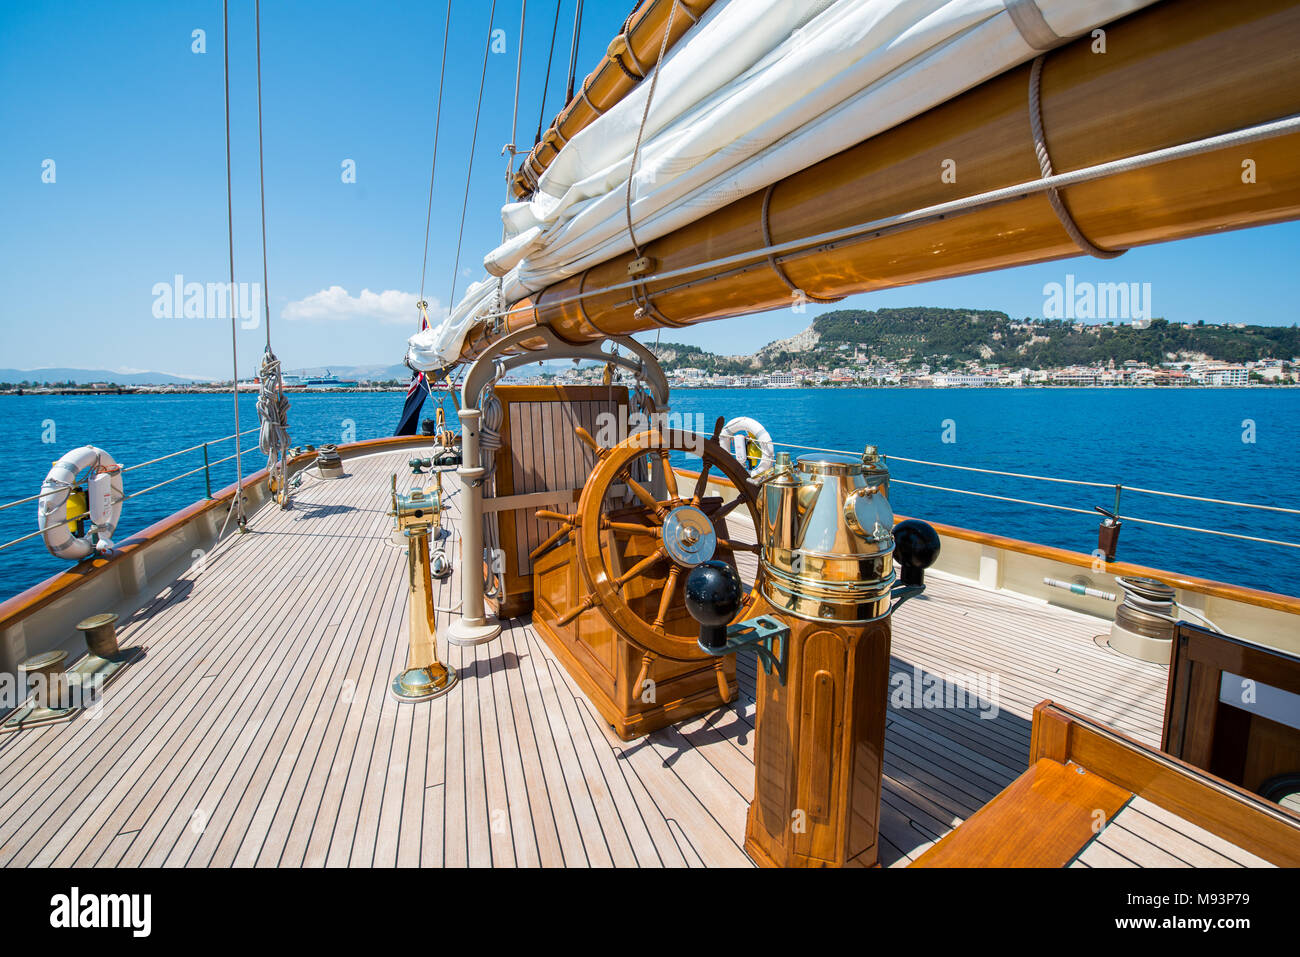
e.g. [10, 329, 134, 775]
[719, 417, 775, 474]
[37, 446, 123, 560]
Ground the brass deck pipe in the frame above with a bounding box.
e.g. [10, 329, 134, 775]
[391, 481, 458, 702]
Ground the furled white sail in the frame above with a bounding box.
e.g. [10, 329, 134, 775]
[408, 0, 1157, 370]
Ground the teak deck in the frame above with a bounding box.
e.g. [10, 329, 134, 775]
[0, 449, 1249, 867]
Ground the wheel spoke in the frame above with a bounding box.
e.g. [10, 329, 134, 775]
[529, 524, 571, 561]
[653, 566, 681, 630]
[717, 538, 761, 554]
[659, 451, 679, 499]
[708, 494, 747, 520]
[690, 460, 713, 505]
[574, 426, 602, 454]
[614, 547, 666, 588]
[605, 520, 661, 537]
[623, 473, 663, 513]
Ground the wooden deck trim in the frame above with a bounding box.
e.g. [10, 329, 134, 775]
[1030, 699, 1300, 867]
[0, 435, 432, 632]
[673, 467, 1300, 615]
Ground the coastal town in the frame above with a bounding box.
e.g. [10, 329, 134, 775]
[551, 355, 1295, 389]
[3, 309, 1296, 393]
[4, 354, 1295, 395]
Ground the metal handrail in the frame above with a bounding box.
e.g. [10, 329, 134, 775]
[0, 438, 262, 554]
[119, 427, 259, 474]
[679, 432, 1300, 550]
[123, 447, 259, 501]
[0, 427, 261, 515]
[762, 438, 1299, 514]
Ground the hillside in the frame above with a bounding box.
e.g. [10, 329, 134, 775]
[649, 308, 1300, 373]
[0, 367, 212, 386]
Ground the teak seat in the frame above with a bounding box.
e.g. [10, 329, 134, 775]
[912, 700, 1300, 867]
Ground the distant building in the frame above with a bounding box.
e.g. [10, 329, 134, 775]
[1202, 364, 1248, 386]
[932, 373, 997, 387]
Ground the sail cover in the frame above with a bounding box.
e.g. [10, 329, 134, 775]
[409, 0, 1158, 370]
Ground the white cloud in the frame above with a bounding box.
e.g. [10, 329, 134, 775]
[281, 286, 443, 325]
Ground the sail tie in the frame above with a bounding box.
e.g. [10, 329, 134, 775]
[631, 280, 688, 329]
[609, 36, 647, 81]
[1028, 55, 1125, 260]
[760, 183, 843, 305]
[1002, 0, 1061, 51]
[578, 77, 604, 118]
[576, 268, 617, 338]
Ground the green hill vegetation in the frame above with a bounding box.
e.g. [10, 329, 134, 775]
[649, 308, 1300, 372]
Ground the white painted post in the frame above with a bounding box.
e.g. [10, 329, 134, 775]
[447, 408, 502, 646]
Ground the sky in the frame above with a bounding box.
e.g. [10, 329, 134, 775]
[1, 0, 1297, 380]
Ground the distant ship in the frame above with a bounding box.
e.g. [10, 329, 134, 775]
[282, 370, 358, 389]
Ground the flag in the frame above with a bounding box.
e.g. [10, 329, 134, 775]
[395, 368, 427, 436]
[394, 303, 430, 436]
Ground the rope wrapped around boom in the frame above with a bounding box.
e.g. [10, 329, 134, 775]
[257, 346, 291, 502]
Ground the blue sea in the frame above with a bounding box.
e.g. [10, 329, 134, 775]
[1, 389, 1296, 598]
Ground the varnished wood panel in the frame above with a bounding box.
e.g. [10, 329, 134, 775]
[489, 386, 628, 618]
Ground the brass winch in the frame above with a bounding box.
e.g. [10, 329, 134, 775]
[756, 447, 896, 623]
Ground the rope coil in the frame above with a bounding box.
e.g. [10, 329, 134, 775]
[1028, 54, 1124, 260]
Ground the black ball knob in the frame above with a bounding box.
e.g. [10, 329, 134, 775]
[684, 560, 744, 649]
[893, 519, 940, 586]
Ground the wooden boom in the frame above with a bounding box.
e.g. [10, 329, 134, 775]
[464, 0, 1300, 365]
[510, 0, 715, 199]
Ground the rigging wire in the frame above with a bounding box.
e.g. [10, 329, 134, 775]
[532, 0, 563, 146]
[418, 0, 454, 305]
[564, 0, 584, 104]
[253, 0, 291, 507]
[447, 0, 499, 309]
[503, 0, 528, 203]
[254, 0, 273, 349]
[624, 0, 678, 257]
[221, 0, 247, 532]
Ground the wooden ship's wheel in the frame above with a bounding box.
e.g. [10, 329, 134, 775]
[530, 418, 762, 739]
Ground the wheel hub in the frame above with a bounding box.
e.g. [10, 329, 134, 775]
[662, 505, 717, 567]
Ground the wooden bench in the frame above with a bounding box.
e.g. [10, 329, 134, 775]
[911, 700, 1300, 867]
